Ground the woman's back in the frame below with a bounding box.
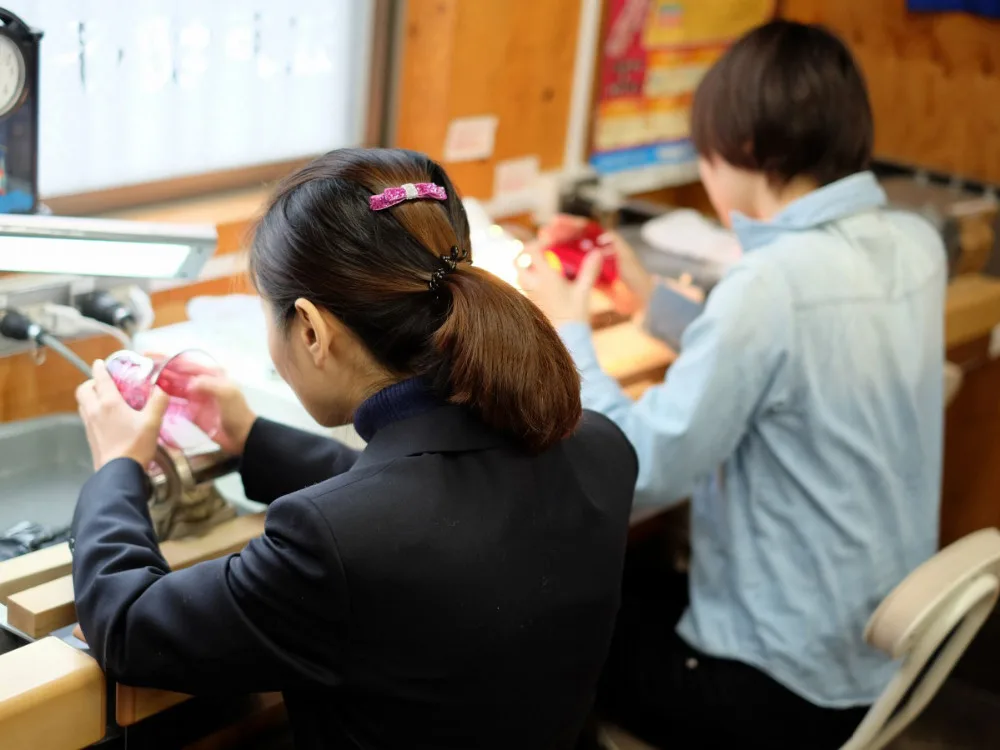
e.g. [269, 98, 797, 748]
[252, 405, 636, 749]
[70, 147, 638, 750]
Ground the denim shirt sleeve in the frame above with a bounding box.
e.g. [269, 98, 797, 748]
[559, 264, 793, 508]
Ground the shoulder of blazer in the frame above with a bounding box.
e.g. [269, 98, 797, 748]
[571, 410, 639, 478]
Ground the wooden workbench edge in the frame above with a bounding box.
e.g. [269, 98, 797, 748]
[0, 637, 106, 750]
[945, 274, 1000, 349]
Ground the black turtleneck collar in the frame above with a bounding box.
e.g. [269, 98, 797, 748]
[353, 378, 443, 442]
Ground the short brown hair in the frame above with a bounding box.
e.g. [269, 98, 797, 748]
[690, 20, 873, 186]
[250, 148, 582, 453]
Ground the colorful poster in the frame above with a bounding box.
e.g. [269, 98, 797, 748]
[591, 0, 774, 178]
[907, 0, 1000, 17]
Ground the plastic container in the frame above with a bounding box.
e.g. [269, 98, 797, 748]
[105, 350, 221, 449]
[544, 220, 618, 286]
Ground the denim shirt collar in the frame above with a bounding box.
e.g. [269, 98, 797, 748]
[730, 171, 887, 252]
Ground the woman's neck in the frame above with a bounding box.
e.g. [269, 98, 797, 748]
[352, 376, 441, 441]
[753, 175, 818, 221]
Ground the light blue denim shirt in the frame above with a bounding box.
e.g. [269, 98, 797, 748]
[559, 172, 946, 707]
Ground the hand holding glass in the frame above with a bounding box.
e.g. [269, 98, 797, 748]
[105, 350, 222, 450]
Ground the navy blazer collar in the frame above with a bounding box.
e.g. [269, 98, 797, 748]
[352, 405, 512, 471]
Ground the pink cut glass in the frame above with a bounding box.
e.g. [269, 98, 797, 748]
[105, 350, 222, 450]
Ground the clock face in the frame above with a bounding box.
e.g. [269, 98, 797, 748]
[0, 34, 25, 118]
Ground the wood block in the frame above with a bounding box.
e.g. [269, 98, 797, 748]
[7, 576, 77, 637]
[0, 543, 72, 604]
[593, 322, 676, 387]
[7, 513, 266, 638]
[116, 683, 191, 727]
[158, 513, 266, 569]
[945, 275, 1000, 349]
[0, 637, 106, 750]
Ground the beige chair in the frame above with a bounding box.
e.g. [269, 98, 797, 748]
[603, 527, 1000, 750]
[840, 527, 1000, 750]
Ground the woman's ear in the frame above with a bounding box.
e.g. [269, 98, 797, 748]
[292, 298, 353, 369]
[293, 298, 328, 367]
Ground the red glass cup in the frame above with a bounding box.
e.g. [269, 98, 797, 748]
[544, 220, 618, 286]
[105, 349, 222, 450]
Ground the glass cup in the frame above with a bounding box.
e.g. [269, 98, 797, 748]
[105, 349, 222, 450]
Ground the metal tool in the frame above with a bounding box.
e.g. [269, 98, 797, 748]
[146, 445, 240, 539]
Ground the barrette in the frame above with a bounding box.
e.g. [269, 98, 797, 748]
[370, 182, 448, 211]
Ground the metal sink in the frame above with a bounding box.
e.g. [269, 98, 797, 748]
[0, 414, 92, 656]
[0, 413, 92, 533]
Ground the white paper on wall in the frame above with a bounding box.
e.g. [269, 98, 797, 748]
[443, 115, 498, 163]
[2, 0, 373, 197]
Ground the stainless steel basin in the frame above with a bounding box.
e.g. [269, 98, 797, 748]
[0, 414, 92, 655]
[0, 413, 92, 532]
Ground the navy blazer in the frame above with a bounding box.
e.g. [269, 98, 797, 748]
[72, 406, 637, 750]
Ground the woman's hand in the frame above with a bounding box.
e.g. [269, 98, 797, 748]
[517, 240, 603, 326]
[538, 215, 655, 314]
[76, 360, 170, 471]
[188, 374, 257, 455]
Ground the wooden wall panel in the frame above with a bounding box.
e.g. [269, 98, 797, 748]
[782, 0, 1000, 184]
[396, 0, 582, 199]
[942, 336, 1000, 545]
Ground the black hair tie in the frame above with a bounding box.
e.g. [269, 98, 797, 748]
[427, 246, 470, 293]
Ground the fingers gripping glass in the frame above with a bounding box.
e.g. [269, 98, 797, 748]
[105, 350, 221, 450]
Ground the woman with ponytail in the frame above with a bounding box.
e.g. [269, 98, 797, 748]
[70, 148, 638, 750]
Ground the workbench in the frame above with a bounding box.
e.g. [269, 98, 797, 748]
[2, 200, 999, 747]
[0, 294, 674, 750]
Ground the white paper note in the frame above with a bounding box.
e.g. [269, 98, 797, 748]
[443, 115, 498, 162]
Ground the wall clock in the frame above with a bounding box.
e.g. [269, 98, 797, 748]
[0, 8, 40, 214]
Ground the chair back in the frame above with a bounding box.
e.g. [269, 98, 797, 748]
[840, 528, 1000, 750]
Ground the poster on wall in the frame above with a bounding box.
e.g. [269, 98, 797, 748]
[907, 0, 1000, 17]
[590, 0, 775, 188]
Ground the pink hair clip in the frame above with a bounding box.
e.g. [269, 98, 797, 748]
[369, 182, 448, 211]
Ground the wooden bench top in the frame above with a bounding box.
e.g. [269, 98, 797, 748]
[2, 267, 997, 742]
[0, 637, 105, 750]
[4, 513, 266, 639]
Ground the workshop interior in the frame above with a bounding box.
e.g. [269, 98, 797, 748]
[1, 1, 1000, 749]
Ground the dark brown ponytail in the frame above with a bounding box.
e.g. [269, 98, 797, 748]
[249, 148, 581, 452]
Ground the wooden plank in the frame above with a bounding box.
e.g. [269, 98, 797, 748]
[116, 684, 190, 727]
[942, 336, 1000, 546]
[102, 186, 270, 257]
[0, 543, 72, 604]
[593, 321, 676, 387]
[44, 160, 296, 217]
[100, 186, 269, 230]
[7, 514, 266, 638]
[6, 576, 76, 637]
[945, 275, 1000, 349]
[158, 513, 267, 569]
[0, 637, 106, 750]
